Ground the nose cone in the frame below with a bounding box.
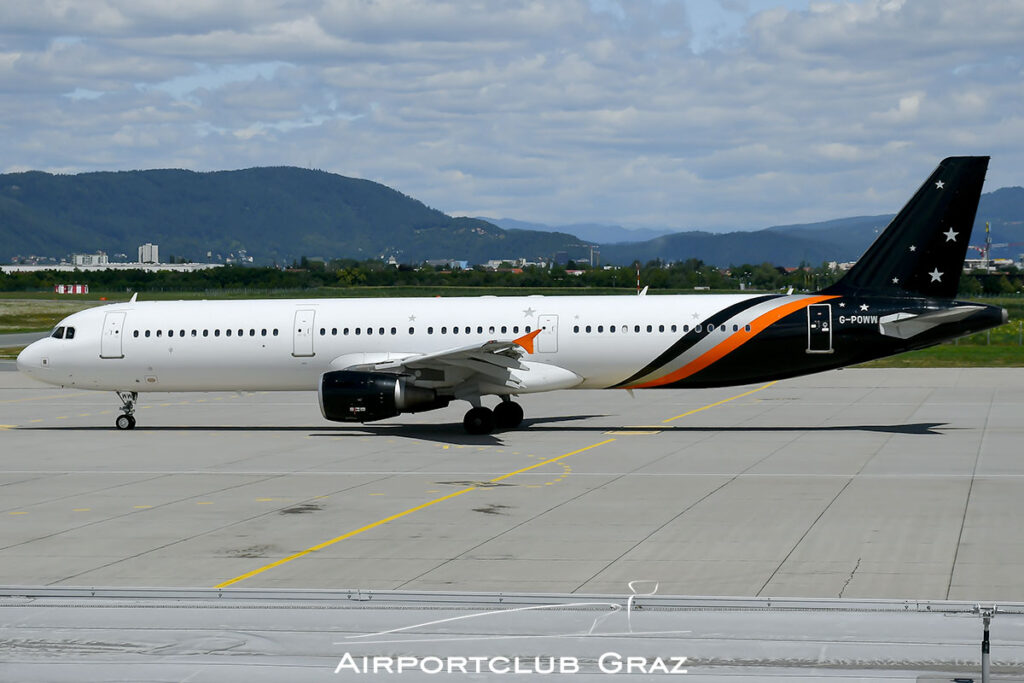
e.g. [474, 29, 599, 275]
[1003, 308, 1010, 325]
[16, 342, 41, 376]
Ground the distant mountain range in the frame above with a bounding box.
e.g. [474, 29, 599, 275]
[479, 218, 674, 244]
[0, 168, 589, 266]
[1, 167, 1021, 268]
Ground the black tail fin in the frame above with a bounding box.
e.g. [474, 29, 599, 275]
[823, 156, 989, 299]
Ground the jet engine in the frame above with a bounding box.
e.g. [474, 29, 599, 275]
[319, 370, 449, 423]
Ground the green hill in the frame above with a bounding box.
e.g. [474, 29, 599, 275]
[0, 167, 588, 265]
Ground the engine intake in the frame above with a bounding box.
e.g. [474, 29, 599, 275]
[319, 370, 449, 423]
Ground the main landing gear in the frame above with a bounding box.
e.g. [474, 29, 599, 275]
[463, 399, 524, 435]
[115, 391, 138, 430]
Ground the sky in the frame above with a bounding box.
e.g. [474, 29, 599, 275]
[1, 0, 1022, 232]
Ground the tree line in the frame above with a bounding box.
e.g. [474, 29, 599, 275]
[1, 258, 1020, 296]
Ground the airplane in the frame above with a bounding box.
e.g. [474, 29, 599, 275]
[16, 156, 1007, 434]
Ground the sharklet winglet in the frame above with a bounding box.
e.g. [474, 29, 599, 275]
[513, 329, 543, 354]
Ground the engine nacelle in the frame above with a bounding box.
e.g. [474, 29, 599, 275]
[318, 370, 449, 423]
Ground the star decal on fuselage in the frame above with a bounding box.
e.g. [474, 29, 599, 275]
[943, 228, 958, 242]
[408, 314, 416, 322]
[909, 245, 917, 252]
[929, 268, 943, 282]
[860, 303, 870, 312]
[935, 180, 945, 189]
[523, 307, 536, 317]
[892, 277, 900, 284]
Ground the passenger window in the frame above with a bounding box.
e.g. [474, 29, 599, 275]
[203, 330, 209, 337]
[367, 328, 374, 336]
[226, 329, 232, 337]
[696, 325, 702, 333]
[610, 325, 616, 333]
[428, 327, 434, 334]
[320, 328, 326, 336]
[356, 328, 362, 335]
[157, 330, 163, 337]
[585, 325, 592, 333]
[659, 325, 665, 332]
[133, 330, 139, 338]
[261, 329, 267, 336]
[379, 328, 385, 335]
[191, 330, 197, 337]
[145, 330, 151, 338]
[501, 326, 508, 334]
[646, 325, 653, 332]
[343, 328, 349, 335]
[168, 330, 174, 337]
[683, 325, 689, 332]
[180, 330, 185, 337]
[477, 326, 483, 334]
[441, 326, 447, 334]
[453, 326, 459, 335]
[596, 325, 603, 333]
[65, 327, 76, 339]
[332, 328, 337, 336]
[237, 329, 243, 337]
[573, 325, 579, 333]
[51, 327, 65, 339]
[215, 329, 220, 337]
[634, 325, 640, 333]
[250, 329, 255, 336]
[513, 326, 519, 333]
[408, 327, 415, 335]
[671, 325, 677, 332]
[465, 326, 470, 334]
[732, 324, 739, 332]
[390, 327, 397, 335]
[745, 324, 751, 332]
[273, 329, 279, 336]
[489, 326, 495, 334]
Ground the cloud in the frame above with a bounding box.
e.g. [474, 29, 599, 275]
[1, 0, 1022, 232]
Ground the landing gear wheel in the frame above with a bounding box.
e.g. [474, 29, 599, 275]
[463, 407, 495, 435]
[116, 414, 136, 430]
[493, 401, 524, 429]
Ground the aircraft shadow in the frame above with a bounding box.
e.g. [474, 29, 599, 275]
[21, 418, 948, 445]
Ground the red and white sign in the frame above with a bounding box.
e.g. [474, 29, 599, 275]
[54, 284, 89, 294]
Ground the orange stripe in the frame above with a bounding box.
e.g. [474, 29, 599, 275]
[627, 295, 838, 389]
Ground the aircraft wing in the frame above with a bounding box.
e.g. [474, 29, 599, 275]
[328, 329, 581, 395]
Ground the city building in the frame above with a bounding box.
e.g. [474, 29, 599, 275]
[138, 243, 159, 264]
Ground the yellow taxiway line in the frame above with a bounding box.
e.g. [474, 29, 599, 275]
[214, 438, 616, 588]
[215, 381, 777, 588]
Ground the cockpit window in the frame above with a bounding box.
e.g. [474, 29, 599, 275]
[65, 327, 75, 339]
[51, 326, 65, 339]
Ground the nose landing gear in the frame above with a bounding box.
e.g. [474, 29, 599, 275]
[115, 391, 138, 430]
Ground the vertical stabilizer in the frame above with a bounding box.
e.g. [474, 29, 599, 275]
[824, 156, 989, 299]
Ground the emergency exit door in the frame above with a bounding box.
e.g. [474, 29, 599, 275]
[292, 309, 316, 357]
[537, 314, 558, 352]
[806, 304, 833, 354]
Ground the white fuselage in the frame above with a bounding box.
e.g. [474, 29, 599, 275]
[16, 294, 772, 393]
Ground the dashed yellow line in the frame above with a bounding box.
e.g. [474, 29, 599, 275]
[214, 438, 616, 588]
[661, 381, 776, 423]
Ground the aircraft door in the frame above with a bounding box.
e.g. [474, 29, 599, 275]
[806, 304, 833, 354]
[537, 314, 558, 353]
[292, 309, 316, 357]
[100, 312, 126, 359]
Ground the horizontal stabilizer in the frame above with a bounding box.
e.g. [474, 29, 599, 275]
[878, 305, 985, 339]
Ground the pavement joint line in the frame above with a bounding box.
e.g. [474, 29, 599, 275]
[661, 381, 777, 423]
[213, 438, 617, 589]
